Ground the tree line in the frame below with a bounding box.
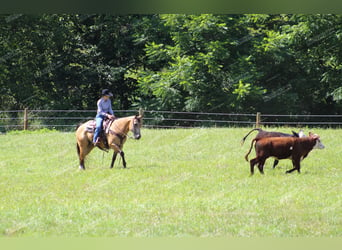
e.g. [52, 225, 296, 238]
[1, 14, 341, 115]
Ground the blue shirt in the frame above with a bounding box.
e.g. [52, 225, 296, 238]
[97, 98, 114, 117]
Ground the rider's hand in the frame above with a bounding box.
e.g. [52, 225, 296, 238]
[108, 114, 115, 120]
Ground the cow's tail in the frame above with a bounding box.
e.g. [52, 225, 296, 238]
[245, 138, 256, 162]
[241, 128, 262, 146]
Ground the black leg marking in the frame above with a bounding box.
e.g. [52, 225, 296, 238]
[120, 151, 127, 168]
[79, 159, 85, 170]
[110, 152, 118, 169]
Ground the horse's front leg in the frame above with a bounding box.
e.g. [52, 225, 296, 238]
[110, 151, 118, 169]
[111, 143, 126, 169]
[120, 151, 127, 168]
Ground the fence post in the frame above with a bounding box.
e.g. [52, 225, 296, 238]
[24, 108, 28, 130]
[256, 112, 261, 128]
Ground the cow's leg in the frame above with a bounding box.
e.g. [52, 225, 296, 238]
[272, 159, 279, 169]
[286, 158, 300, 174]
[286, 168, 296, 173]
[110, 151, 118, 169]
[250, 158, 258, 175]
[286, 166, 297, 173]
[120, 151, 127, 168]
[294, 158, 301, 173]
[257, 158, 266, 174]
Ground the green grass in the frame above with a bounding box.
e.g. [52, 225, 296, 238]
[0, 128, 341, 237]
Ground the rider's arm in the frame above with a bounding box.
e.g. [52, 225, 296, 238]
[108, 103, 114, 116]
[97, 99, 108, 117]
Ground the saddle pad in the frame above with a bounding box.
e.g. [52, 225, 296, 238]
[85, 120, 96, 133]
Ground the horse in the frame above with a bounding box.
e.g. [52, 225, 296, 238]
[76, 109, 144, 170]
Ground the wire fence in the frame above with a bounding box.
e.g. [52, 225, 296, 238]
[1, 109, 342, 132]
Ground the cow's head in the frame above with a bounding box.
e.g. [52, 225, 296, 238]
[309, 132, 325, 149]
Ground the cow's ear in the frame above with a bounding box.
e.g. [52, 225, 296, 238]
[309, 132, 319, 140]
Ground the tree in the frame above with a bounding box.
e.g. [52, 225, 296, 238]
[134, 14, 266, 113]
[1, 14, 341, 117]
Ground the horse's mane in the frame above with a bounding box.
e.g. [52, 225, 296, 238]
[113, 115, 137, 124]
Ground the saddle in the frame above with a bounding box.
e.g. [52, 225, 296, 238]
[86, 118, 115, 150]
[86, 118, 114, 133]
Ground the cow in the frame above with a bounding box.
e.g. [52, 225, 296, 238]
[241, 128, 304, 169]
[245, 132, 325, 175]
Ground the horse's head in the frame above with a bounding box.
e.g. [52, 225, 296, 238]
[129, 109, 144, 140]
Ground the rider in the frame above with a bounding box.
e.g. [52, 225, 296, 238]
[93, 89, 115, 146]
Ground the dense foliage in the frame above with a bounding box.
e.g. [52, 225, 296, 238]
[1, 14, 341, 114]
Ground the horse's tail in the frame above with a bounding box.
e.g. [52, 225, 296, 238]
[245, 138, 257, 162]
[241, 128, 262, 146]
[76, 143, 80, 157]
[76, 123, 82, 131]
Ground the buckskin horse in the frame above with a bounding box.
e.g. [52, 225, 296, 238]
[76, 109, 144, 170]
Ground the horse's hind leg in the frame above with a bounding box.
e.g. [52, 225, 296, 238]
[78, 144, 87, 170]
[77, 142, 94, 170]
[76, 143, 85, 170]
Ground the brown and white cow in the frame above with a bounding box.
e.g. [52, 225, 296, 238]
[241, 128, 304, 168]
[245, 132, 324, 175]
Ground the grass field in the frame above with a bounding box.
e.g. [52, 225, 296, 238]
[0, 127, 341, 237]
